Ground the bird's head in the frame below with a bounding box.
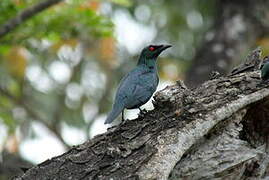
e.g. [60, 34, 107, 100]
[141, 44, 172, 59]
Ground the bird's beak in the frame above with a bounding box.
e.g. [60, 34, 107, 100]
[159, 45, 172, 52]
[154, 44, 172, 57]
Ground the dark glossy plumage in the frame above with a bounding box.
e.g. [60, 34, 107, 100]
[105, 44, 171, 124]
[261, 61, 269, 80]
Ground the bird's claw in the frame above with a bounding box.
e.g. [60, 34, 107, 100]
[138, 108, 148, 117]
[119, 111, 127, 125]
[119, 118, 127, 126]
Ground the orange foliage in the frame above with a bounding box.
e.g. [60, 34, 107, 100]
[5, 47, 27, 79]
[88, 1, 100, 11]
[79, 0, 100, 11]
[51, 39, 78, 52]
[99, 37, 116, 67]
[5, 134, 19, 153]
[12, 0, 22, 5]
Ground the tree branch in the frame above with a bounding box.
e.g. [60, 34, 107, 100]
[15, 50, 269, 179]
[0, 0, 63, 38]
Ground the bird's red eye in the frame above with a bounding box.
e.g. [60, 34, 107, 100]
[149, 47, 155, 51]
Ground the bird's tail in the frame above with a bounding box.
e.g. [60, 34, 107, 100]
[104, 102, 125, 124]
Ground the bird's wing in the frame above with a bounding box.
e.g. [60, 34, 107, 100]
[105, 67, 158, 123]
[117, 68, 158, 109]
[105, 69, 138, 124]
[127, 83, 154, 108]
[115, 67, 146, 99]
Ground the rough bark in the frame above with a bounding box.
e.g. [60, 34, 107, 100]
[13, 50, 269, 180]
[185, 0, 269, 88]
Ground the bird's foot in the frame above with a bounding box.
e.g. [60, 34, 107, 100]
[138, 108, 148, 117]
[120, 117, 127, 125]
[119, 111, 126, 125]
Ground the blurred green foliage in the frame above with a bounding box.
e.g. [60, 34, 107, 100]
[1, 0, 114, 45]
[0, 0, 116, 149]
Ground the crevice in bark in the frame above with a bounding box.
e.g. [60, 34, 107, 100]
[239, 97, 269, 148]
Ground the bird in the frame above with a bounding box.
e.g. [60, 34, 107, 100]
[261, 56, 269, 80]
[104, 44, 172, 124]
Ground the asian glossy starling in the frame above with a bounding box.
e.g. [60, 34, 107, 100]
[104, 44, 172, 124]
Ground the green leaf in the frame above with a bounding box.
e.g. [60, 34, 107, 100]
[0, 45, 11, 55]
[1, 1, 114, 44]
[110, 0, 132, 6]
[0, 112, 16, 133]
[0, 95, 13, 109]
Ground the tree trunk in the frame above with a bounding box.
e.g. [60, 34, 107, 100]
[13, 50, 269, 180]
